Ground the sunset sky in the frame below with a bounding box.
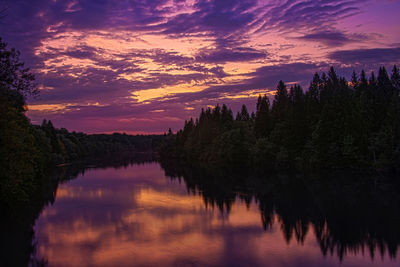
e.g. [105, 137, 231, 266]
[1, 0, 400, 134]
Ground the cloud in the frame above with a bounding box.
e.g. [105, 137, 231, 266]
[62, 46, 99, 59]
[2, 0, 398, 133]
[256, 0, 365, 33]
[156, 62, 322, 105]
[329, 47, 400, 65]
[196, 47, 268, 63]
[159, 0, 259, 40]
[296, 30, 371, 47]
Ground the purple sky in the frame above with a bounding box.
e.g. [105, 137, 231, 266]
[1, 0, 400, 134]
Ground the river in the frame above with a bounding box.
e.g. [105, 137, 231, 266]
[27, 161, 400, 267]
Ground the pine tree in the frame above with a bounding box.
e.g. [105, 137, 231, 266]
[272, 80, 289, 124]
[254, 95, 270, 138]
[237, 104, 250, 121]
[391, 65, 400, 95]
[221, 104, 233, 130]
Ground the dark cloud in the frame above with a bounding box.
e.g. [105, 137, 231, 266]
[150, 50, 193, 66]
[329, 47, 400, 65]
[297, 31, 351, 46]
[296, 30, 371, 47]
[160, 0, 258, 39]
[1, 0, 396, 133]
[1, 0, 369, 59]
[63, 46, 95, 57]
[157, 62, 322, 105]
[1, 0, 369, 61]
[257, 0, 364, 33]
[252, 0, 370, 48]
[196, 47, 268, 63]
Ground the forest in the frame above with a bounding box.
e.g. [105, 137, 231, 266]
[159, 65, 400, 173]
[0, 38, 163, 208]
[2, 32, 400, 211]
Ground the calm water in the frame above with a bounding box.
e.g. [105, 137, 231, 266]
[31, 162, 399, 267]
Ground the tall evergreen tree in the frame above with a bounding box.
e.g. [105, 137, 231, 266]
[236, 104, 250, 121]
[391, 65, 400, 95]
[271, 80, 289, 124]
[161, 65, 400, 172]
[254, 95, 270, 138]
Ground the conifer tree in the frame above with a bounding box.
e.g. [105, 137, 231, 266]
[237, 104, 250, 121]
[271, 80, 289, 124]
[254, 95, 270, 138]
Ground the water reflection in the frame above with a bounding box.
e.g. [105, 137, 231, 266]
[15, 160, 400, 266]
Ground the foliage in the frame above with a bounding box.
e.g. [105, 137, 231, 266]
[0, 38, 164, 207]
[160, 66, 400, 173]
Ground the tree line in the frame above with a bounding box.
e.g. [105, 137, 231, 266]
[0, 38, 162, 207]
[159, 66, 400, 173]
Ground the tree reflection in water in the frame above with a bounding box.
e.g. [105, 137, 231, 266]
[1, 152, 154, 267]
[161, 162, 400, 262]
[2, 155, 399, 266]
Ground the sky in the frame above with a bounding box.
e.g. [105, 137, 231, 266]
[1, 0, 400, 134]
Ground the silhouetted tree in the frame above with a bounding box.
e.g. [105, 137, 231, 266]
[254, 95, 271, 138]
[160, 66, 400, 172]
[236, 104, 250, 121]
